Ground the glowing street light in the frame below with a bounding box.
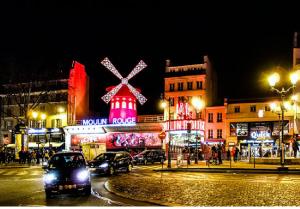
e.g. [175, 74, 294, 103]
[32, 111, 38, 119]
[268, 69, 299, 168]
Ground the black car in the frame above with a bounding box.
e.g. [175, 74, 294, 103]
[88, 151, 133, 175]
[42, 151, 91, 198]
[132, 149, 166, 165]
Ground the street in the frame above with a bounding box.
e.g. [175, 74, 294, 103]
[1, 164, 300, 206]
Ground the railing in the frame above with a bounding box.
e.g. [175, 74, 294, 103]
[137, 115, 164, 123]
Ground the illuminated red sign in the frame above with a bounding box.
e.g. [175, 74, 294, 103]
[164, 120, 205, 131]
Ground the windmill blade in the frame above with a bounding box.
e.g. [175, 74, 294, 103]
[101, 57, 123, 80]
[126, 60, 147, 80]
[127, 83, 147, 105]
[101, 83, 123, 104]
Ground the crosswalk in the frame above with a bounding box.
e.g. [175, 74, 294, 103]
[0, 169, 42, 177]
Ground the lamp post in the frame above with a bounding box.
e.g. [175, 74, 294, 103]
[191, 97, 205, 164]
[268, 70, 300, 167]
[161, 97, 171, 168]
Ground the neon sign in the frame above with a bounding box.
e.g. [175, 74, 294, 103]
[81, 118, 108, 126]
[164, 120, 205, 131]
[250, 131, 271, 139]
[112, 117, 136, 125]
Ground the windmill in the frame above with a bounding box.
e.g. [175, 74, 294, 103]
[101, 57, 148, 124]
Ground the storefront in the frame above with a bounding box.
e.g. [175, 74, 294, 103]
[64, 118, 163, 157]
[230, 121, 290, 158]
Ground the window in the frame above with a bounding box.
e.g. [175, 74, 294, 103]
[178, 96, 185, 103]
[40, 106, 45, 111]
[208, 113, 213, 123]
[196, 81, 203, 89]
[128, 102, 133, 109]
[111, 102, 114, 109]
[170, 97, 175, 106]
[122, 101, 126, 108]
[187, 82, 193, 90]
[208, 129, 213, 138]
[5, 120, 12, 130]
[234, 106, 240, 113]
[56, 119, 62, 128]
[217, 129, 222, 138]
[41, 120, 46, 128]
[250, 105, 256, 112]
[178, 82, 184, 91]
[169, 83, 175, 91]
[217, 113, 222, 122]
[51, 119, 56, 127]
[265, 105, 271, 111]
[115, 101, 120, 109]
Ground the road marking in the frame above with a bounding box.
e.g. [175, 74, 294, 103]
[3, 171, 15, 175]
[92, 188, 131, 206]
[30, 171, 42, 176]
[16, 171, 28, 175]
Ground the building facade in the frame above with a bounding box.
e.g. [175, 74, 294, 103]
[225, 98, 296, 158]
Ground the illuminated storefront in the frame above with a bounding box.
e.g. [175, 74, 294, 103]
[230, 121, 290, 158]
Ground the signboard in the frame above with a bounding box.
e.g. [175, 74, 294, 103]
[112, 117, 136, 125]
[164, 120, 205, 131]
[81, 118, 108, 126]
[158, 132, 166, 140]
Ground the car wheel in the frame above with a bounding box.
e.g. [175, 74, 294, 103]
[45, 190, 53, 199]
[83, 186, 91, 196]
[144, 159, 147, 165]
[109, 166, 115, 175]
[126, 164, 133, 172]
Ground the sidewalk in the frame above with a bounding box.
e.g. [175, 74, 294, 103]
[0, 162, 42, 169]
[154, 160, 300, 174]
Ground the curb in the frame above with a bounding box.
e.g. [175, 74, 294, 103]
[153, 168, 300, 174]
[104, 180, 172, 206]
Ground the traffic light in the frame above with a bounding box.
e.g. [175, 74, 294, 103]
[187, 122, 191, 133]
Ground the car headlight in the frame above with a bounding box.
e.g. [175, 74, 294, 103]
[44, 173, 57, 184]
[77, 170, 90, 181]
[99, 163, 109, 168]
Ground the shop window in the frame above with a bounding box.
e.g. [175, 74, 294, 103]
[128, 102, 133, 109]
[234, 106, 240, 113]
[122, 101, 126, 108]
[208, 113, 213, 123]
[169, 83, 175, 92]
[217, 113, 222, 122]
[196, 81, 203, 89]
[208, 129, 213, 138]
[115, 101, 120, 109]
[217, 129, 222, 138]
[187, 82, 193, 90]
[250, 105, 256, 112]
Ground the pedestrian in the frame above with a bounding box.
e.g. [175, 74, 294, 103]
[293, 139, 299, 158]
[44, 151, 49, 162]
[227, 149, 230, 161]
[217, 144, 222, 164]
[234, 147, 239, 162]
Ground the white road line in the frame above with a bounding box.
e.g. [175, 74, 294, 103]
[30, 171, 42, 176]
[3, 171, 15, 175]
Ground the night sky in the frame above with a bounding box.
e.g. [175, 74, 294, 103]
[0, 1, 300, 117]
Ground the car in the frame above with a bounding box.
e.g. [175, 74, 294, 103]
[42, 151, 91, 198]
[88, 151, 133, 175]
[132, 149, 166, 165]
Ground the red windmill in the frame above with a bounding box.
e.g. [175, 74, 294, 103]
[101, 57, 147, 124]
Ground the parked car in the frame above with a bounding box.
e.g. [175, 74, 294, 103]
[132, 149, 166, 165]
[88, 151, 133, 175]
[42, 151, 91, 198]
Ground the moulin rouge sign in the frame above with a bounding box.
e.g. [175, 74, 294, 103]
[81, 117, 136, 126]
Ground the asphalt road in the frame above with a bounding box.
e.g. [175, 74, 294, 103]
[2, 164, 300, 206]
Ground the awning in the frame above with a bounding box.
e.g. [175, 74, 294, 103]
[205, 139, 225, 143]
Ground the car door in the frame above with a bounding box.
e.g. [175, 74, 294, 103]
[114, 153, 123, 170]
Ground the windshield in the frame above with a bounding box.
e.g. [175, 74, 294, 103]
[95, 153, 116, 161]
[48, 153, 86, 169]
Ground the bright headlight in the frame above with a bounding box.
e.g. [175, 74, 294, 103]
[44, 173, 56, 184]
[99, 163, 108, 168]
[77, 170, 89, 181]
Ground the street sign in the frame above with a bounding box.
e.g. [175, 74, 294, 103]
[158, 131, 166, 140]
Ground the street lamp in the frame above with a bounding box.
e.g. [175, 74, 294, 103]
[161, 96, 171, 168]
[191, 97, 205, 164]
[268, 70, 300, 167]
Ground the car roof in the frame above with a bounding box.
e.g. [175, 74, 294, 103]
[54, 151, 84, 156]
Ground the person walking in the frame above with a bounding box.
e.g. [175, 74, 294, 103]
[234, 147, 239, 162]
[293, 139, 299, 158]
[217, 144, 222, 164]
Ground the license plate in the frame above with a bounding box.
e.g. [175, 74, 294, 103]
[89, 168, 96, 171]
[60, 185, 76, 190]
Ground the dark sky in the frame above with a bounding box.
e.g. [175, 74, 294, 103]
[0, 1, 300, 117]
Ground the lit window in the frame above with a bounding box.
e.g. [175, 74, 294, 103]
[122, 101, 126, 108]
[112, 102, 114, 109]
[116, 102, 120, 108]
[129, 102, 133, 109]
[134, 103, 136, 110]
